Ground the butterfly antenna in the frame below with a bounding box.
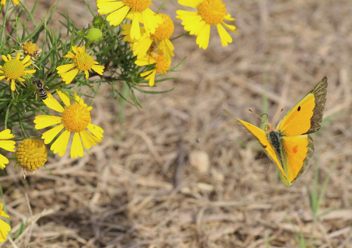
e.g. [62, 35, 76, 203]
[248, 109, 267, 123]
[272, 108, 284, 125]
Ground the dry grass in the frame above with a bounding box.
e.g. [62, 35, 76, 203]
[1, 0, 352, 247]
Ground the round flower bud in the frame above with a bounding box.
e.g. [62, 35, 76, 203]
[86, 28, 103, 42]
[92, 16, 106, 29]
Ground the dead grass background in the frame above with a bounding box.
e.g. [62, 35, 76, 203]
[1, 0, 352, 247]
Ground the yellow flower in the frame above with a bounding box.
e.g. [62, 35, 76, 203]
[0, 203, 10, 243]
[1, 0, 19, 5]
[176, 0, 238, 49]
[0, 53, 36, 91]
[135, 52, 171, 87]
[21, 42, 42, 59]
[122, 13, 175, 60]
[57, 46, 104, 84]
[16, 139, 47, 173]
[34, 91, 104, 158]
[97, 0, 161, 40]
[0, 129, 16, 169]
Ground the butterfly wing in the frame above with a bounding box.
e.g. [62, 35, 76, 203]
[276, 77, 328, 136]
[281, 135, 314, 185]
[237, 119, 287, 177]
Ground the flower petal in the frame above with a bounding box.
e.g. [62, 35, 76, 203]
[222, 21, 239, 33]
[41, 124, 65, 144]
[0, 219, 11, 242]
[135, 56, 155, 66]
[130, 11, 141, 40]
[0, 140, 16, 152]
[80, 130, 100, 149]
[84, 70, 89, 79]
[217, 23, 232, 47]
[34, 115, 62, 130]
[97, 1, 124, 15]
[71, 46, 79, 54]
[91, 65, 104, 75]
[141, 69, 154, 78]
[146, 70, 156, 86]
[196, 23, 211, 49]
[224, 14, 236, 21]
[11, 79, 15, 91]
[177, 11, 204, 35]
[106, 5, 130, 26]
[1, 55, 8, 62]
[178, 0, 203, 8]
[0, 129, 14, 140]
[22, 55, 31, 64]
[57, 90, 71, 107]
[51, 130, 70, 157]
[57, 64, 75, 74]
[61, 69, 79, 84]
[0, 209, 9, 218]
[133, 36, 153, 58]
[87, 123, 104, 140]
[43, 92, 65, 113]
[0, 154, 9, 169]
[64, 51, 75, 59]
[141, 8, 160, 35]
[71, 132, 83, 158]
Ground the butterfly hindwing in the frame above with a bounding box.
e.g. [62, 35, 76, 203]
[276, 77, 328, 136]
[281, 135, 314, 185]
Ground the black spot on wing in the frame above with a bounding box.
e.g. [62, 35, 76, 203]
[297, 106, 301, 111]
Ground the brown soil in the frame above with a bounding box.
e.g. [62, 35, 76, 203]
[2, 0, 352, 247]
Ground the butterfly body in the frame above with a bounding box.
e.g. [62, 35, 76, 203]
[237, 77, 327, 186]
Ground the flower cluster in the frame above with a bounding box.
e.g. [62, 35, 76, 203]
[97, 0, 237, 86]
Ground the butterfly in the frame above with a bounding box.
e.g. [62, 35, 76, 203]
[236, 77, 328, 186]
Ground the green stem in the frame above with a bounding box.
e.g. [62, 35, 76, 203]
[4, 102, 12, 130]
[102, 26, 115, 35]
[83, 0, 95, 17]
[157, 0, 169, 14]
[170, 31, 190, 41]
[18, 113, 28, 139]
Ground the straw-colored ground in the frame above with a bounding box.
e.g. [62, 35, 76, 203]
[2, 0, 352, 247]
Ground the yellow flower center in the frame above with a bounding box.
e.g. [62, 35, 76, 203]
[61, 103, 91, 132]
[74, 52, 95, 71]
[155, 54, 171, 74]
[123, 0, 151, 12]
[3, 59, 25, 80]
[198, 0, 226, 25]
[21, 42, 41, 57]
[151, 14, 174, 42]
[16, 139, 47, 172]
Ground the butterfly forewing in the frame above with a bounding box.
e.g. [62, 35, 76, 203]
[237, 119, 287, 178]
[276, 77, 328, 136]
